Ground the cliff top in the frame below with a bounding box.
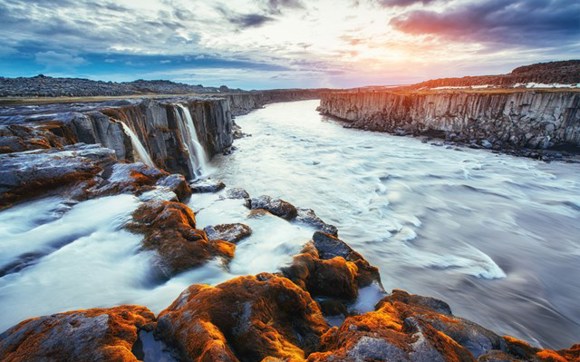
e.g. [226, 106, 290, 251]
[403, 60, 580, 90]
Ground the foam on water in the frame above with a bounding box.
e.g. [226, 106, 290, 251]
[0, 100, 578, 350]
[207, 100, 580, 349]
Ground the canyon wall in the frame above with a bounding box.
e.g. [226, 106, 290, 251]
[225, 89, 329, 116]
[318, 90, 580, 150]
[0, 97, 234, 180]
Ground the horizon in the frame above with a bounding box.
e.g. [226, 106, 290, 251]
[1, 0, 578, 90]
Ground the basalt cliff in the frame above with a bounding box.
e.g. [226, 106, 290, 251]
[318, 90, 580, 155]
[1, 91, 579, 361]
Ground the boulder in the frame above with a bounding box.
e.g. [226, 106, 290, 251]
[296, 207, 338, 236]
[0, 306, 155, 362]
[249, 195, 298, 220]
[312, 232, 381, 288]
[204, 223, 252, 243]
[155, 174, 191, 202]
[283, 232, 382, 308]
[156, 273, 329, 362]
[126, 200, 235, 277]
[190, 179, 226, 193]
[225, 187, 250, 200]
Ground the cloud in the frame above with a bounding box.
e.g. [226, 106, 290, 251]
[265, 0, 304, 14]
[35, 51, 86, 69]
[229, 13, 275, 28]
[390, 0, 580, 47]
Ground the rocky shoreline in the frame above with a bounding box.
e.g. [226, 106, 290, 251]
[1, 175, 579, 360]
[1, 96, 579, 361]
[318, 90, 580, 162]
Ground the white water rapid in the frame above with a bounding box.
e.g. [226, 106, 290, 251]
[0, 100, 578, 351]
[118, 121, 156, 168]
[174, 104, 209, 180]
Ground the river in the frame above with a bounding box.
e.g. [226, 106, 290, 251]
[0, 100, 578, 350]
[209, 100, 580, 349]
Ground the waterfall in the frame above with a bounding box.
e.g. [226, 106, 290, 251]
[174, 104, 209, 180]
[117, 121, 156, 168]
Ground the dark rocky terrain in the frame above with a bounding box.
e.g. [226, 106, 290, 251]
[0, 74, 242, 97]
[405, 60, 580, 90]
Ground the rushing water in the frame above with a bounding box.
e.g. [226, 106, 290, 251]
[0, 100, 578, 350]
[207, 100, 580, 349]
[118, 121, 156, 168]
[174, 104, 209, 179]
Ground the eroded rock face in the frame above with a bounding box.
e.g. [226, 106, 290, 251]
[0, 143, 116, 209]
[126, 200, 235, 277]
[249, 195, 298, 220]
[204, 223, 252, 243]
[156, 273, 329, 362]
[0, 123, 71, 154]
[318, 91, 580, 150]
[0, 305, 155, 362]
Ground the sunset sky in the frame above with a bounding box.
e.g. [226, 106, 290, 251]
[1, 0, 578, 89]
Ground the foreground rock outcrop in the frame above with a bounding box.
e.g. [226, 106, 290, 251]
[157, 273, 328, 361]
[283, 232, 382, 306]
[126, 200, 235, 277]
[0, 306, 156, 362]
[318, 90, 580, 153]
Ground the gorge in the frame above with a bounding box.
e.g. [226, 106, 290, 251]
[0, 90, 579, 361]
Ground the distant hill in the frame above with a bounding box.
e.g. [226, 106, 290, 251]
[0, 75, 243, 97]
[406, 60, 580, 90]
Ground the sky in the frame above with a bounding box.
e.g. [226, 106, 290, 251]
[0, 0, 578, 89]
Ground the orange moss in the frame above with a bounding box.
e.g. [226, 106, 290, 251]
[157, 273, 328, 362]
[127, 201, 235, 276]
[0, 305, 155, 362]
[536, 350, 570, 362]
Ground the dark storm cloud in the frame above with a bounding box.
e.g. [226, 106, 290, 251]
[390, 0, 580, 47]
[229, 13, 275, 28]
[378, 0, 436, 7]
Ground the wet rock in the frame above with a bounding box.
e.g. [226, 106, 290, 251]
[0, 143, 116, 209]
[204, 223, 252, 243]
[155, 174, 191, 202]
[225, 187, 250, 200]
[307, 296, 474, 362]
[156, 273, 328, 361]
[313, 232, 381, 288]
[282, 232, 383, 308]
[126, 200, 235, 277]
[482, 139, 493, 149]
[249, 195, 298, 220]
[502, 336, 580, 362]
[296, 207, 338, 236]
[0, 305, 155, 362]
[88, 162, 166, 199]
[0, 123, 69, 154]
[190, 179, 226, 193]
[378, 290, 505, 358]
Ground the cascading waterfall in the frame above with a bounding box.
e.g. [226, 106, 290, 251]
[117, 121, 156, 168]
[174, 104, 209, 180]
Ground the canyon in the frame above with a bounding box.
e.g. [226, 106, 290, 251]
[318, 90, 580, 158]
[0, 89, 579, 361]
